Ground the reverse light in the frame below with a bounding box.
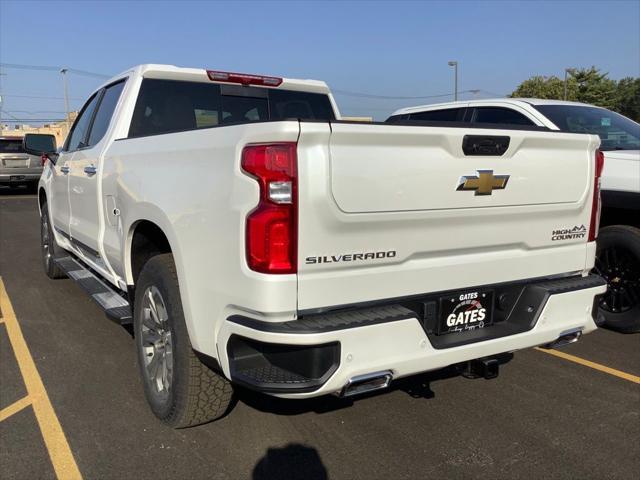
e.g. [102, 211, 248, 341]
[588, 149, 605, 242]
[207, 70, 283, 87]
[242, 143, 297, 274]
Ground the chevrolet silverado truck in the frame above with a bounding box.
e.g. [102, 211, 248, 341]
[30, 65, 606, 428]
[389, 99, 640, 332]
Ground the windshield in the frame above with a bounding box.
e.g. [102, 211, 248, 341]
[534, 105, 640, 151]
[0, 140, 25, 154]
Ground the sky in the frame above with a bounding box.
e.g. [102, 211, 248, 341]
[1, 0, 639, 122]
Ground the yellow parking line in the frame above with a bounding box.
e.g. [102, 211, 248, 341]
[535, 347, 640, 384]
[0, 278, 83, 480]
[0, 395, 33, 421]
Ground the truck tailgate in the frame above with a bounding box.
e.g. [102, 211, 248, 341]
[296, 122, 600, 311]
[329, 123, 592, 212]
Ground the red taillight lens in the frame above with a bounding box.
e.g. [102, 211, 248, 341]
[588, 149, 605, 242]
[41, 154, 48, 166]
[242, 143, 297, 274]
[207, 70, 283, 87]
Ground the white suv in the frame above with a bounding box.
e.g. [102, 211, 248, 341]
[389, 99, 640, 332]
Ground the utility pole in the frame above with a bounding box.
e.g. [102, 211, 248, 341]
[563, 68, 571, 100]
[0, 70, 6, 127]
[60, 68, 70, 134]
[448, 61, 458, 101]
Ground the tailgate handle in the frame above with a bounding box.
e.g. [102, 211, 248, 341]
[462, 135, 510, 156]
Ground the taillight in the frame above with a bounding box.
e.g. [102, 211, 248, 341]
[242, 143, 297, 274]
[207, 70, 282, 87]
[588, 149, 605, 242]
[41, 154, 48, 166]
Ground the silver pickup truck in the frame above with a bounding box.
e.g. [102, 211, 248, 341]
[0, 136, 47, 189]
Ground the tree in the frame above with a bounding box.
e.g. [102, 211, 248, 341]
[570, 67, 617, 110]
[510, 67, 639, 121]
[510, 75, 575, 100]
[614, 77, 640, 122]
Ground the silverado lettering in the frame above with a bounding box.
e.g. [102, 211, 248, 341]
[305, 250, 397, 264]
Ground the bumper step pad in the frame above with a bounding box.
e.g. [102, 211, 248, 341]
[54, 256, 132, 325]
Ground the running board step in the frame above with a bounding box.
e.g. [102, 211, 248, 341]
[54, 256, 132, 325]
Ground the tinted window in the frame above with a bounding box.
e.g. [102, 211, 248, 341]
[66, 94, 100, 151]
[408, 108, 464, 122]
[471, 107, 534, 126]
[129, 79, 335, 138]
[0, 140, 24, 153]
[534, 105, 640, 151]
[269, 88, 335, 121]
[385, 114, 408, 123]
[87, 81, 126, 147]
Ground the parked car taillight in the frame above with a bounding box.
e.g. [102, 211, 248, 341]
[241, 143, 297, 274]
[588, 149, 605, 242]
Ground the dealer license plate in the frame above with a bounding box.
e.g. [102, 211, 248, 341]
[438, 289, 494, 335]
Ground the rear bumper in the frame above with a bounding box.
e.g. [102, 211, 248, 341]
[0, 172, 41, 184]
[218, 274, 606, 398]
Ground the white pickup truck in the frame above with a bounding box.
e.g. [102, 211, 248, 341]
[29, 65, 606, 428]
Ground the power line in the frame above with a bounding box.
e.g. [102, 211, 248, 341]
[332, 89, 477, 100]
[6, 110, 68, 114]
[0, 118, 64, 122]
[0, 63, 110, 79]
[0, 94, 85, 101]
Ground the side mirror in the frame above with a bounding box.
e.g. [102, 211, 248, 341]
[23, 133, 59, 164]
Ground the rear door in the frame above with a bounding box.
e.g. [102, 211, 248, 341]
[68, 80, 126, 266]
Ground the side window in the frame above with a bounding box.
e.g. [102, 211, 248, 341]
[129, 79, 222, 137]
[471, 107, 534, 126]
[87, 80, 126, 147]
[408, 108, 465, 122]
[65, 94, 100, 151]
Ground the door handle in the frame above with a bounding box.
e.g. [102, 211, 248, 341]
[84, 165, 97, 176]
[462, 135, 510, 156]
[60, 166, 70, 174]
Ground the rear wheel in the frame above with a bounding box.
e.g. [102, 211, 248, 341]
[134, 254, 233, 427]
[40, 202, 66, 279]
[594, 225, 640, 333]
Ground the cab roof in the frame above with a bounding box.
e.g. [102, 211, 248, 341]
[103, 64, 332, 95]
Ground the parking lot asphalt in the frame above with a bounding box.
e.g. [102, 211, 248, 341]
[1, 187, 639, 480]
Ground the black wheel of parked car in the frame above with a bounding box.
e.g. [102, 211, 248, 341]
[40, 201, 66, 279]
[134, 253, 234, 428]
[594, 225, 640, 333]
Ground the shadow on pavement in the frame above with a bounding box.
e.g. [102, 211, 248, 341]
[253, 443, 328, 480]
[0, 185, 38, 195]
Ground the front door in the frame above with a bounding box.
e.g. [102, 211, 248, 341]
[50, 92, 102, 238]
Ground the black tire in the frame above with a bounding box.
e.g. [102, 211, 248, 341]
[134, 254, 233, 427]
[594, 225, 640, 333]
[40, 202, 66, 279]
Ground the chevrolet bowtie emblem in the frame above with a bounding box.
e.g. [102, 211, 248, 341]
[457, 170, 510, 196]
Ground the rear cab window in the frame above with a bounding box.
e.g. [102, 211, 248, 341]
[385, 108, 465, 123]
[128, 79, 336, 138]
[0, 140, 25, 153]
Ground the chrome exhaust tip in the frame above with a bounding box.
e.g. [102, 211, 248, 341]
[341, 370, 393, 397]
[541, 327, 583, 350]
